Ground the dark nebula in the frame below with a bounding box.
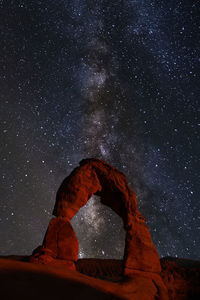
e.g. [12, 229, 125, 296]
[0, 1, 199, 260]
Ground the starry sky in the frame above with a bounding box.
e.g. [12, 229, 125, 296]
[0, 0, 199, 260]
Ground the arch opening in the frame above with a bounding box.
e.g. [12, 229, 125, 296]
[71, 195, 126, 259]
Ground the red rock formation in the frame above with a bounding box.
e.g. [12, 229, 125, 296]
[30, 158, 168, 299]
[30, 217, 78, 269]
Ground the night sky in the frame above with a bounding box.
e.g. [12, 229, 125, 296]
[0, 0, 199, 260]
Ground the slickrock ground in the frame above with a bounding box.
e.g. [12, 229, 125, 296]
[0, 256, 158, 300]
[0, 256, 199, 300]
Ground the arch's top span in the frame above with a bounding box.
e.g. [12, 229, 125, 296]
[30, 158, 164, 284]
[53, 158, 140, 229]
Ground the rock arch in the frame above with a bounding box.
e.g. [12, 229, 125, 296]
[30, 158, 161, 275]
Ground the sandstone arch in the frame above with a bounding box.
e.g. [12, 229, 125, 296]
[30, 158, 161, 276]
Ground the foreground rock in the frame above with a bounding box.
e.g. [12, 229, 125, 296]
[0, 256, 199, 300]
[0, 258, 121, 300]
[161, 257, 200, 300]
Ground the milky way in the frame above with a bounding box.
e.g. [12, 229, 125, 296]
[0, 1, 199, 260]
